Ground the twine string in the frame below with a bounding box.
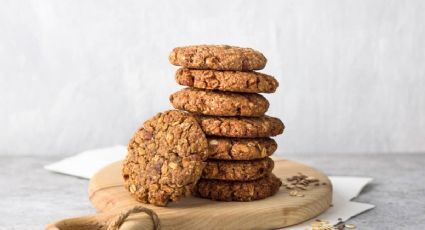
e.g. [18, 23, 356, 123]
[107, 206, 161, 230]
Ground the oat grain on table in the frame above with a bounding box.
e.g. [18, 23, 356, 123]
[169, 45, 267, 71]
[122, 110, 208, 206]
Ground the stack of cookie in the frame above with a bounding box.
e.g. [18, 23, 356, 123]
[169, 45, 284, 201]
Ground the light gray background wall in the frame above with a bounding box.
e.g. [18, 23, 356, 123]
[1, 0, 424, 156]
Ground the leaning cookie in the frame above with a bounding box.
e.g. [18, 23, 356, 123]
[196, 115, 284, 138]
[202, 157, 274, 181]
[122, 110, 208, 206]
[193, 173, 282, 201]
[170, 88, 269, 117]
[208, 137, 277, 160]
[169, 45, 267, 71]
[175, 68, 279, 93]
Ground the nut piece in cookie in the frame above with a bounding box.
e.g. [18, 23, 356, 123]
[122, 110, 208, 206]
[202, 157, 274, 181]
[207, 137, 277, 160]
[196, 115, 284, 138]
[175, 68, 279, 93]
[170, 88, 269, 117]
[194, 173, 282, 201]
[169, 45, 267, 71]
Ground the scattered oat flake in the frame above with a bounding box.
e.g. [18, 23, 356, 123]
[306, 219, 358, 230]
[307, 219, 337, 230]
[289, 191, 298, 196]
[344, 224, 356, 229]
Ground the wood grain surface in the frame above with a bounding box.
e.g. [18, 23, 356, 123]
[47, 159, 332, 230]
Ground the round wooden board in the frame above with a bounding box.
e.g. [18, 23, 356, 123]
[47, 159, 332, 230]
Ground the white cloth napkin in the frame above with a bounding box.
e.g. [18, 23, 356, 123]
[285, 176, 374, 229]
[45, 145, 127, 178]
[45, 146, 375, 228]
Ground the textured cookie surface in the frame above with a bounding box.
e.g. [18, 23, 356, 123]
[196, 115, 284, 138]
[202, 157, 274, 181]
[122, 110, 208, 206]
[170, 88, 269, 117]
[208, 137, 277, 160]
[194, 173, 282, 201]
[169, 45, 267, 71]
[175, 68, 279, 93]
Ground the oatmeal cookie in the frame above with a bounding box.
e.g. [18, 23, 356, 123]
[193, 173, 282, 201]
[122, 110, 208, 206]
[175, 68, 279, 93]
[196, 115, 284, 138]
[170, 88, 269, 117]
[169, 45, 267, 71]
[202, 157, 274, 181]
[207, 137, 277, 160]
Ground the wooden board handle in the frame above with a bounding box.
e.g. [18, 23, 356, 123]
[46, 206, 160, 230]
[45, 213, 110, 230]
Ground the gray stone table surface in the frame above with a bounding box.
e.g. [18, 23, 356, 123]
[0, 154, 424, 230]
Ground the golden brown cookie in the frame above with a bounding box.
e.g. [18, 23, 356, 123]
[169, 45, 267, 71]
[207, 137, 277, 160]
[193, 173, 282, 201]
[122, 110, 208, 206]
[202, 157, 274, 181]
[175, 68, 279, 93]
[170, 88, 269, 117]
[196, 115, 284, 138]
